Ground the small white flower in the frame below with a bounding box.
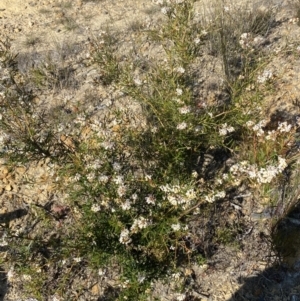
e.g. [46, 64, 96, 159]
[176, 293, 186, 301]
[145, 194, 156, 205]
[179, 106, 191, 114]
[131, 217, 151, 233]
[167, 194, 178, 206]
[222, 173, 229, 180]
[171, 223, 181, 231]
[278, 121, 292, 133]
[194, 125, 202, 132]
[137, 217, 150, 229]
[191, 170, 198, 178]
[119, 229, 132, 245]
[175, 66, 185, 74]
[99, 175, 109, 183]
[101, 141, 114, 150]
[201, 29, 208, 36]
[98, 268, 106, 276]
[0, 236, 8, 247]
[288, 17, 299, 24]
[215, 191, 226, 199]
[161, 7, 170, 14]
[219, 128, 228, 136]
[246, 120, 254, 128]
[176, 88, 183, 96]
[91, 204, 101, 212]
[253, 35, 264, 46]
[177, 122, 187, 130]
[133, 77, 142, 86]
[151, 126, 158, 133]
[172, 272, 181, 280]
[57, 123, 64, 132]
[7, 267, 15, 282]
[113, 162, 122, 171]
[266, 130, 277, 141]
[117, 184, 127, 197]
[194, 37, 201, 44]
[23, 274, 32, 281]
[138, 274, 146, 283]
[74, 257, 82, 263]
[113, 175, 124, 185]
[257, 70, 273, 84]
[239, 33, 252, 49]
[131, 193, 138, 201]
[278, 156, 287, 171]
[205, 195, 215, 203]
[185, 189, 196, 200]
[219, 123, 235, 136]
[87, 172, 95, 182]
[121, 199, 132, 210]
[145, 174, 152, 181]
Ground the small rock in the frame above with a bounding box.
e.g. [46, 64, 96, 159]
[0, 167, 9, 179]
[91, 283, 100, 295]
[5, 184, 12, 191]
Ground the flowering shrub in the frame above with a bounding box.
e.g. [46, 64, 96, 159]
[0, 1, 296, 300]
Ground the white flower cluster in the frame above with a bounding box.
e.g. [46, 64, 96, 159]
[87, 172, 95, 182]
[246, 119, 267, 137]
[266, 121, 292, 140]
[205, 190, 226, 203]
[247, 119, 293, 138]
[239, 33, 265, 50]
[91, 203, 101, 212]
[119, 215, 152, 244]
[99, 175, 109, 183]
[277, 121, 292, 133]
[219, 123, 235, 136]
[0, 233, 8, 247]
[117, 184, 127, 197]
[230, 156, 287, 184]
[171, 223, 181, 231]
[0, 132, 10, 149]
[121, 199, 132, 210]
[101, 141, 114, 150]
[177, 122, 188, 130]
[145, 194, 156, 205]
[160, 184, 196, 208]
[74, 114, 86, 126]
[119, 229, 132, 245]
[176, 293, 186, 301]
[176, 88, 183, 96]
[257, 70, 273, 84]
[174, 66, 185, 74]
[239, 33, 252, 49]
[178, 106, 191, 114]
[131, 216, 152, 233]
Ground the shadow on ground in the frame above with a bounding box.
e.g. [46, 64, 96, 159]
[227, 265, 300, 301]
[0, 266, 7, 301]
[0, 209, 28, 301]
